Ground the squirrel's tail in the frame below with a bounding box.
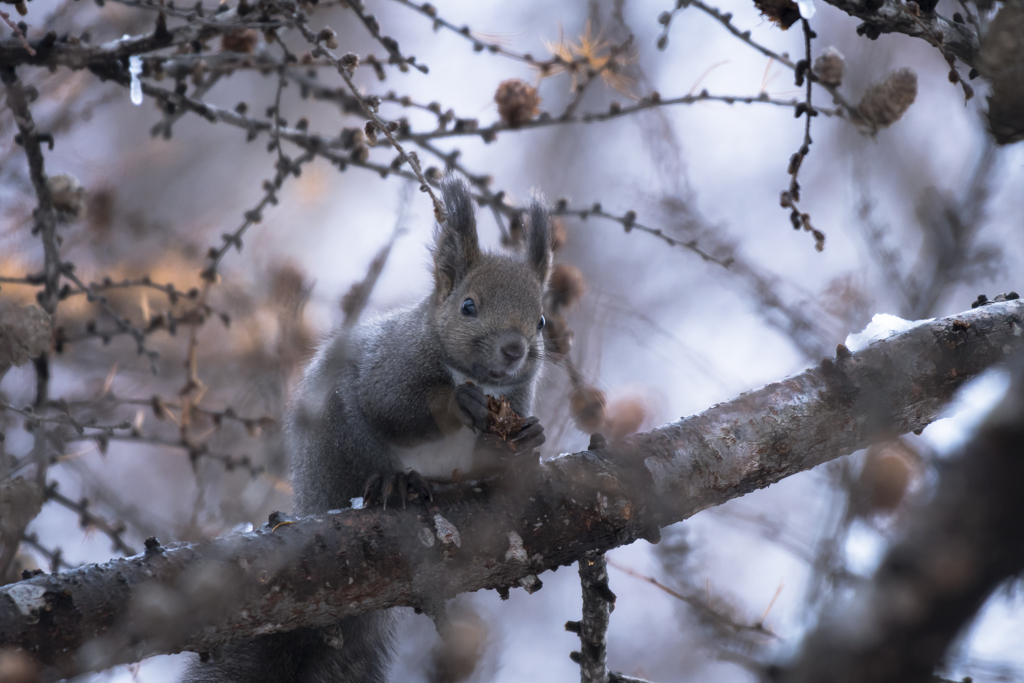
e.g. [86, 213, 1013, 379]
[182, 612, 396, 683]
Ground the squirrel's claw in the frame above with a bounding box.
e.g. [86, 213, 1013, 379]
[454, 382, 490, 432]
[508, 416, 545, 453]
[362, 473, 382, 502]
[406, 469, 434, 502]
[363, 470, 434, 508]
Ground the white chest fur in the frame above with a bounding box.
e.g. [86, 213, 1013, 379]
[392, 427, 478, 480]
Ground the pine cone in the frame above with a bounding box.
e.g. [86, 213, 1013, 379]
[857, 68, 917, 130]
[495, 79, 541, 128]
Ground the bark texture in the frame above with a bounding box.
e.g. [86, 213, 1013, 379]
[1, 301, 1022, 676]
[571, 554, 615, 683]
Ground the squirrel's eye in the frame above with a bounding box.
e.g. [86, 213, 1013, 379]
[538, 316, 546, 331]
[461, 298, 477, 317]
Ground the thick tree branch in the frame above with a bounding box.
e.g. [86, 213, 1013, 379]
[1, 301, 1022, 676]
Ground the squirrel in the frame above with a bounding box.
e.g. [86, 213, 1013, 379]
[183, 174, 552, 683]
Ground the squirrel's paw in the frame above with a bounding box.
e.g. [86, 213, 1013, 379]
[507, 416, 546, 453]
[482, 415, 546, 455]
[363, 470, 434, 509]
[454, 382, 490, 432]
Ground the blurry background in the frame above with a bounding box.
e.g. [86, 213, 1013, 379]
[1, 0, 1022, 680]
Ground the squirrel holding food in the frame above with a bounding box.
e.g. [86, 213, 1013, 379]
[184, 173, 552, 683]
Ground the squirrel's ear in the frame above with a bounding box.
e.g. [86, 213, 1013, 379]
[527, 199, 552, 283]
[432, 174, 480, 296]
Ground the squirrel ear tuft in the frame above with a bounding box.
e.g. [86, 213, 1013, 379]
[432, 173, 480, 296]
[527, 198, 552, 283]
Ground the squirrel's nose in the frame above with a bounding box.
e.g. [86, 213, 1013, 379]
[501, 341, 525, 362]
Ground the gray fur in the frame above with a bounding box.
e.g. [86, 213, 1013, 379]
[527, 199, 551, 283]
[432, 174, 480, 296]
[182, 174, 552, 683]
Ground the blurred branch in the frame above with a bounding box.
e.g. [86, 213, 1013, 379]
[783, 350, 1024, 683]
[0, 400, 132, 435]
[19, 533, 73, 573]
[398, 91, 842, 144]
[44, 482, 138, 557]
[1, 65, 59, 580]
[61, 268, 161, 373]
[342, 0, 427, 73]
[608, 558, 776, 638]
[2, 68, 59, 315]
[0, 8, 33, 56]
[905, 141, 997, 319]
[280, 1, 445, 219]
[2, 301, 1022, 674]
[51, 393, 274, 434]
[552, 201, 733, 267]
[389, 0, 571, 69]
[63, 432, 270, 479]
[0, 6, 275, 70]
[659, 0, 857, 116]
[200, 150, 316, 282]
[780, 19, 825, 253]
[341, 198, 408, 327]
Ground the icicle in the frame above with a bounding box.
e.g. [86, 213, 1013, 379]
[122, 35, 144, 106]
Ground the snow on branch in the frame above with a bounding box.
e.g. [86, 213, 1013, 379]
[1, 301, 1022, 676]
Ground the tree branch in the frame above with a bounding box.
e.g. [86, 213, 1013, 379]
[572, 554, 615, 683]
[818, 0, 979, 67]
[2, 301, 1022, 676]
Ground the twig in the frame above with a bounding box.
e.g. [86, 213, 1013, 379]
[395, 90, 840, 144]
[570, 554, 615, 683]
[660, 0, 858, 116]
[557, 35, 635, 121]
[0, 7, 35, 55]
[200, 150, 316, 282]
[272, 2, 444, 220]
[45, 482, 138, 556]
[780, 19, 825, 252]
[64, 432, 271, 479]
[342, 201, 408, 326]
[150, 73, 222, 140]
[56, 308, 211, 348]
[0, 401, 133, 435]
[388, 0, 563, 70]
[1, 65, 61, 580]
[552, 201, 732, 267]
[2, 69, 61, 315]
[61, 268, 161, 373]
[607, 558, 777, 637]
[20, 532, 74, 572]
[342, 0, 427, 73]
[51, 393, 274, 434]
